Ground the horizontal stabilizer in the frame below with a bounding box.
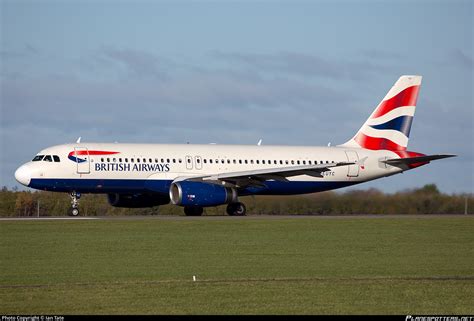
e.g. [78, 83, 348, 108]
[383, 154, 456, 166]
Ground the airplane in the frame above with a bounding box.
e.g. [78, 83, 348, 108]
[14, 75, 455, 216]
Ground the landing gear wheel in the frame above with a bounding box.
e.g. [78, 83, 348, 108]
[70, 207, 80, 217]
[226, 202, 246, 216]
[69, 191, 81, 217]
[184, 206, 203, 216]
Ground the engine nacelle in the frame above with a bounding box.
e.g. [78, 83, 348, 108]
[107, 193, 169, 208]
[169, 181, 237, 207]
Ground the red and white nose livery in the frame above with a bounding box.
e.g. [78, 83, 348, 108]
[343, 75, 421, 151]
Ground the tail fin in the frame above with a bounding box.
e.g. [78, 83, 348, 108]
[341, 75, 422, 151]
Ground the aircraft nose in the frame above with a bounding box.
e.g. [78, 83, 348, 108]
[15, 164, 31, 186]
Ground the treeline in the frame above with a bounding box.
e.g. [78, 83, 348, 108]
[0, 184, 472, 217]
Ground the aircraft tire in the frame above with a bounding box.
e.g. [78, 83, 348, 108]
[69, 207, 80, 217]
[226, 202, 246, 216]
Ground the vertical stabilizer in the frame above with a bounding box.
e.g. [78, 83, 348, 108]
[341, 75, 422, 151]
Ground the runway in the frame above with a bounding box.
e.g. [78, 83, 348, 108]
[0, 214, 470, 221]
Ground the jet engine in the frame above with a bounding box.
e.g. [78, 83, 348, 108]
[169, 181, 237, 207]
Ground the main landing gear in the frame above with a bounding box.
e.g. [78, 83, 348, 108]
[226, 202, 246, 216]
[69, 191, 81, 216]
[183, 202, 247, 216]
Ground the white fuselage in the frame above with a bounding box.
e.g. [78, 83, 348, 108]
[15, 143, 404, 196]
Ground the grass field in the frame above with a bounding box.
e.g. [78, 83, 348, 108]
[1, 216, 473, 314]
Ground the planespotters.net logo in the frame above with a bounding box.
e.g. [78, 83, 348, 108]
[406, 316, 473, 321]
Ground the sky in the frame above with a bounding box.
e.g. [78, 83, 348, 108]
[0, 0, 473, 193]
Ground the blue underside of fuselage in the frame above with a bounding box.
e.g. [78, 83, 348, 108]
[29, 178, 359, 197]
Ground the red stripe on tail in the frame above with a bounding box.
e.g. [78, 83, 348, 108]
[354, 132, 406, 151]
[371, 85, 420, 118]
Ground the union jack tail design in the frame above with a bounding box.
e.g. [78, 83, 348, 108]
[342, 75, 422, 151]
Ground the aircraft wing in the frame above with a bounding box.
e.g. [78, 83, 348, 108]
[382, 154, 456, 166]
[173, 161, 357, 188]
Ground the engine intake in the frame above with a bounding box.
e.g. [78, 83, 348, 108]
[169, 181, 237, 207]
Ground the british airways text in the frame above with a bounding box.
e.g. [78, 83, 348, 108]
[94, 163, 170, 172]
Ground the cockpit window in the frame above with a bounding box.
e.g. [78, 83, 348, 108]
[53, 155, 60, 162]
[43, 155, 52, 162]
[32, 155, 44, 161]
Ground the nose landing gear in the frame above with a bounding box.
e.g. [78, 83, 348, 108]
[69, 191, 81, 216]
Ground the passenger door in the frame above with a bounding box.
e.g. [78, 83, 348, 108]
[195, 156, 202, 170]
[74, 147, 90, 174]
[185, 156, 193, 170]
[345, 150, 359, 177]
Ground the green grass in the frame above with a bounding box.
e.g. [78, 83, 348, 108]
[1, 216, 473, 314]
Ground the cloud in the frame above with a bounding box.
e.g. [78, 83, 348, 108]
[0, 43, 39, 60]
[451, 49, 473, 70]
[1, 47, 472, 193]
[361, 49, 404, 61]
[212, 51, 388, 81]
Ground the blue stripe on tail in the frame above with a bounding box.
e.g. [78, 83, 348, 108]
[369, 115, 413, 137]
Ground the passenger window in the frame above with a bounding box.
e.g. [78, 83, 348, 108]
[101, 158, 104, 162]
[245, 160, 248, 164]
[53, 155, 60, 162]
[233, 159, 236, 164]
[131, 158, 134, 163]
[137, 159, 140, 163]
[173, 159, 176, 163]
[227, 159, 230, 164]
[161, 158, 165, 163]
[143, 158, 146, 163]
[209, 159, 213, 164]
[297, 160, 300, 165]
[280, 160, 283, 165]
[179, 159, 182, 163]
[149, 158, 152, 163]
[32, 155, 44, 161]
[291, 160, 295, 165]
[221, 159, 225, 164]
[113, 158, 117, 162]
[197, 158, 201, 163]
[187, 158, 191, 163]
[239, 160, 242, 164]
[167, 159, 170, 163]
[119, 158, 122, 162]
[250, 160, 254, 164]
[44, 155, 52, 162]
[204, 159, 207, 164]
[256, 160, 260, 164]
[107, 158, 110, 162]
[125, 158, 128, 163]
